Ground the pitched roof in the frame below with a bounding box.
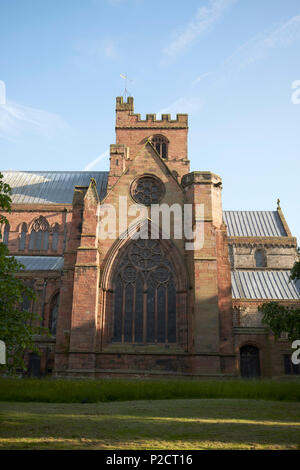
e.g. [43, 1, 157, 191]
[1, 171, 108, 204]
[14, 256, 64, 271]
[231, 270, 300, 300]
[223, 211, 287, 237]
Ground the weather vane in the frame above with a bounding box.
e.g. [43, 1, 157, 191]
[120, 73, 133, 100]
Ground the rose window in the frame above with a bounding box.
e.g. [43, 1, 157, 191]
[131, 176, 164, 206]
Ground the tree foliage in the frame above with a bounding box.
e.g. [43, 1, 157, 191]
[0, 172, 11, 226]
[290, 247, 300, 283]
[260, 249, 300, 342]
[260, 301, 300, 342]
[0, 172, 47, 373]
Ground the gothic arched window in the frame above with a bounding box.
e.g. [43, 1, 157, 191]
[151, 135, 168, 159]
[255, 248, 267, 268]
[19, 223, 27, 251]
[52, 223, 59, 252]
[112, 239, 176, 344]
[29, 216, 49, 251]
[3, 223, 10, 245]
[49, 293, 59, 336]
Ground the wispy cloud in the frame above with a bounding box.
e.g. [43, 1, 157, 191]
[0, 100, 69, 141]
[192, 72, 211, 86]
[162, 0, 236, 61]
[157, 14, 300, 122]
[224, 14, 300, 72]
[83, 150, 109, 170]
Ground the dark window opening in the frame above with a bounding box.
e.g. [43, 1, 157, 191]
[49, 293, 60, 336]
[52, 224, 59, 252]
[284, 354, 300, 375]
[3, 223, 10, 245]
[255, 249, 267, 268]
[19, 223, 27, 251]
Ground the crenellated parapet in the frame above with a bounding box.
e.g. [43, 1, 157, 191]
[115, 96, 188, 129]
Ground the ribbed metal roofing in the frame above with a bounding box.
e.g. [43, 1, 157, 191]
[1, 171, 108, 204]
[223, 211, 287, 237]
[232, 270, 300, 300]
[14, 256, 64, 271]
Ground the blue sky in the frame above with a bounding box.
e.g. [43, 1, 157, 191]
[0, 0, 299, 239]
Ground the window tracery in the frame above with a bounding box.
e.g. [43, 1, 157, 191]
[112, 239, 176, 344]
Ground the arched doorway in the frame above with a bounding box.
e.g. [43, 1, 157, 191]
[112, 239, 176, 344]
[28, 353, 41, 377]
[240, 345, 261, 378]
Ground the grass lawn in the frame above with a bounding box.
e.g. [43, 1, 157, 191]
[0, 378, 300, 403]
[0, 398, 300, 450]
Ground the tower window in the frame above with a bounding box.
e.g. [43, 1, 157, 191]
[151, 135, 168, 159]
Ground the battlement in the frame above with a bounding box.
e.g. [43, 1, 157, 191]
[115, 96, 188, 128]
[116, 96, 134, 112]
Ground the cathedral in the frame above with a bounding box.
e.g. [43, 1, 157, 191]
[1, 96, 299, 378]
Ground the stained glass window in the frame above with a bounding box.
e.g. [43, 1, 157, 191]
[112, 239, 176, 344]
[131, 176, 164, 206]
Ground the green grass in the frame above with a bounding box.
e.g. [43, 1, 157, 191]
[0, 378, 299, 403]
[0, 399, 300, 449]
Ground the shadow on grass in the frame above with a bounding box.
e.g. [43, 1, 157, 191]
[1, 399, 300, 449]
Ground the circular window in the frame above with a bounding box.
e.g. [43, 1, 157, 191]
[131, 175, 165, 206]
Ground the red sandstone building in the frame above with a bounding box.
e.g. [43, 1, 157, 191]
[1, 96, 300, 378]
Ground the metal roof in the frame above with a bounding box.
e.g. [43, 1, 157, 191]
[223, 211, 287, 237]
[1, 171, 108, 204]
[232, 270, 300, 300]
[14, 256, 64, 271]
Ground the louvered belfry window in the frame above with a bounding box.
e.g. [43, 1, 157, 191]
[112, 239, 176, 344]
[151, 135, 168, 159]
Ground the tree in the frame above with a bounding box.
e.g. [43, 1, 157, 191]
[259, 250, 300, 342]
[0, 173, 47, 373]
[290, 247, 300, 283]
